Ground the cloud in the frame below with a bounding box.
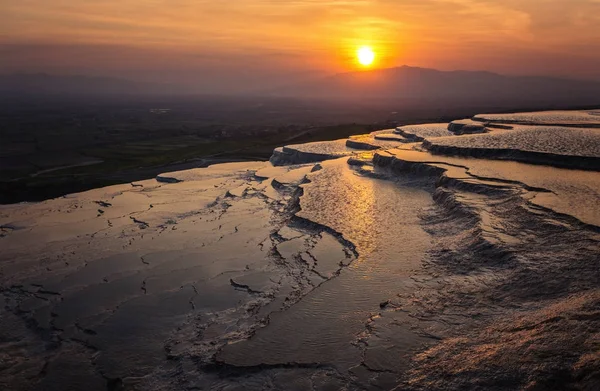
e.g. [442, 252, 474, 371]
[1, 0, 599, 79]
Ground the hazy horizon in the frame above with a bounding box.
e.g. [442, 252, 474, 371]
[2, 1, 600, 93]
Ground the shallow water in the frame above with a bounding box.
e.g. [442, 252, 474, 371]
[1, 109, 599, 390]
[378, 148, 600, 227]
[473, 109, 600, 126]
[218, 159, 434, 373]
[426, 125, 600, 159]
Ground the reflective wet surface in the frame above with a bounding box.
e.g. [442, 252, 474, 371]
[1, 109, 599, 390]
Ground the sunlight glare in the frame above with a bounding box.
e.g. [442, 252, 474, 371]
[357, 46, 375, 66]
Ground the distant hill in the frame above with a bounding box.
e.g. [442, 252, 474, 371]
[273, 66, 600, 107]
[2, 69, 600, 109]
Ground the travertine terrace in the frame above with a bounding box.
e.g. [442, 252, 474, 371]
[2, 109, 599, 390]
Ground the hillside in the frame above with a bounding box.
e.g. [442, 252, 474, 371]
[275, 66, 600, 106]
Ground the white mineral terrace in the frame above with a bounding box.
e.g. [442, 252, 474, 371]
[1, 109, 599, 390]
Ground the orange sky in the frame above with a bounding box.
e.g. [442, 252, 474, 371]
[2, 1, 600, 89]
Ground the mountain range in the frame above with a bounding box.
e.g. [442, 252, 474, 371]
[273, 66, 600, 106]
[2, 67, 600, 108]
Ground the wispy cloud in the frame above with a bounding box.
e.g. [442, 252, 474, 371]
[1, 0, 599, 79]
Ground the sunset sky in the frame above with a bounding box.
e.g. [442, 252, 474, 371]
[2, 0, 600, 91]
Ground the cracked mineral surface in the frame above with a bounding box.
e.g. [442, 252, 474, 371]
[1, 109, 599, 390]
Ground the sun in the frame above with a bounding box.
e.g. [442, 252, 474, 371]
[357, 46, 375, 66]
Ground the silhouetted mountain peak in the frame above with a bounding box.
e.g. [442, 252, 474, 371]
[274, 66, 600, 107]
